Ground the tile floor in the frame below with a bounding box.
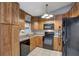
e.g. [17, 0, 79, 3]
[28, 47, 62, 56]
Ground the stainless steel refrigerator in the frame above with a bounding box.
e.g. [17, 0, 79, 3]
[62, 17, 79, 56]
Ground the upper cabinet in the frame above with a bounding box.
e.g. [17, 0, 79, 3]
[19, 10, 26, 30]
[31, 17, 39, 30]
[0, 3, 19, 25]
[62, 3, 79, 18]
[19, 9, 32, 30]
[31, 17, 55, 30]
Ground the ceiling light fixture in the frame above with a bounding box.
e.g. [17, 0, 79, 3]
[46, 16, 50, 19]
[41, 4, 54, 19]
[41, 14, 48, 18]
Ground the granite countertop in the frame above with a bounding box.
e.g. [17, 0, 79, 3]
[19, 30, 61, 42]
[19, 34, 44, 42]
[19, 33, 60, 42]
[29, 34, 44, 39]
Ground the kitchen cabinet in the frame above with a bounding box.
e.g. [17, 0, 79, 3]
[0, 3, 19, 25]
[0, 24, 20, 56]
[30, 36, 43, 51]
[19, 10, 31, 30]
[11, 25, 20, 55]
[31, 17, 39, 30]
[62, 2, 79, 18]
[0, 24, 12, 55]
[36, 36, 43, 48]
[31, 17, 49, 30]
[30, 37, 36, 51]
[32, 21, 39, 30]
[38, 19, 54, 30]
[19, 9, 26, 30]
[53, 15, 62, 51]
[12, 3, 20, 25]
[53, 37, 62, 51]
[38, 21, 43, 30]
[0, 3, 20, 56]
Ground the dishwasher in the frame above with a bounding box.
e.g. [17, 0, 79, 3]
[20, 39, 30, 56]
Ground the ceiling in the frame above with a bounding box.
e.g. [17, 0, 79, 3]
[19, 2, 73, 16]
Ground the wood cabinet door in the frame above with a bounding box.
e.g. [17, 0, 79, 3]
[12, 3, 19, 25]
[36, 36, 43, 48]
[0, 24, 12, 56]
[19, 20, 25, 30]
[11, 25, 20, 56]
[0, 3, 19, 25]
[0, 3, 12, 24]
[53, 38, 59, 51]
[30, 36, 43, 51]
[19, 9, 26, 30]
[31, 21, 39, 30]
[0, 24, 20, 56]
[31, 17, 39, 30]
[30, 38, 36, 51]
[39, 37, 43, 47]
[38, 21, 43, 30]
[53, 37, 62, 51]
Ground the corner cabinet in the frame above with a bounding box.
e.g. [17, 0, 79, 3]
[30, 36, 43, 51]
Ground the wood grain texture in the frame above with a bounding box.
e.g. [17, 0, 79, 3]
[12, 3, 20, 25]
[11, 25, 20, 56]
[0, 3, 19, 25]
[0, 3, 20, 56]
[19, 9, 26, 30]
[30, 36, 43, 51]
[31, 17, 39, 30]
[53, 15, 62, 51]
[35, 36, 43, 48]
[62, 2, 79, 18]
[30, 37, 36, 51]
[53, 37, 62, 51]
[0, 24, 12, 56]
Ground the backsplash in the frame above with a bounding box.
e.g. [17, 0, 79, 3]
[32, 30, 45, 35]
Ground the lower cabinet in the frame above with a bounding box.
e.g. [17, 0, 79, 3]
[53, 37, 62, 51]
[30, 37, 36, 51]
[0, 24, 12, 55]
[0, 24, 20, 56]
[30, 36, 43, 51]
[11, 25, 20, 56]
[36, 36, 43, 47]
